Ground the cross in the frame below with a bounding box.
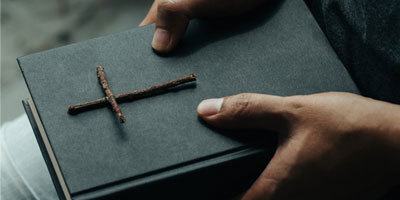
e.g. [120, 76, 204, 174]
[68, 65, 197, 123]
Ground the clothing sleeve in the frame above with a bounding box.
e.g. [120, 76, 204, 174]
[1, 115, 58, 200]
[304, 0, 400, 104]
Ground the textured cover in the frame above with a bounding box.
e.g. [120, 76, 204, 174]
[18, 0, 358, 199]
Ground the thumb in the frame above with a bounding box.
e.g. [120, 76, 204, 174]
[197, 93, 294, 132]
[149, 0, 193, 54]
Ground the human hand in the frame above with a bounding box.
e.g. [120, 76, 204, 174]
[140, 0, 269, 53]
[197, 92, 400, 200]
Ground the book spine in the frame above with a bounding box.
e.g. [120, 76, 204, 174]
[22, 99, 72, 200]
[74, 147, 272, 200]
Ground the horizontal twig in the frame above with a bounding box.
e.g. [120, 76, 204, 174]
[68, 73, 197, 115]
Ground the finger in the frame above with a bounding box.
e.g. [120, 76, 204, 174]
[197, 93, 294, 132]
[152, 0, 192, 54]
[241, 159, 283, 200]
[139, 0, 158, 26]
[242, 136, 305, 200]
[241, 172, 278, 200]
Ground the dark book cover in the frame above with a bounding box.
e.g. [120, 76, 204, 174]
[18, 0, 358, 199]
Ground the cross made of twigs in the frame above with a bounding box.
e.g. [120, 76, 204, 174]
[68, 65, 197, 123]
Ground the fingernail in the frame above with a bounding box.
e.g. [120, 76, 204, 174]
[152, 28, 171, 50]
[197, 98, 224, 117]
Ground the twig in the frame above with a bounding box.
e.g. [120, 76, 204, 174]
[68, 73, 197, 115]
[97, 65, 126, 123]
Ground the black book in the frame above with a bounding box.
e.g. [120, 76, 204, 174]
[18, 0, 358, 199]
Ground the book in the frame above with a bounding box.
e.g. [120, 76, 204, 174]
[18, 0, 359, 199]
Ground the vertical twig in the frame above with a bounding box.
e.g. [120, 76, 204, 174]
[97, 65, 126, 123]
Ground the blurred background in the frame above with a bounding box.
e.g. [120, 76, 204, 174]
[1, 0, 152, 125]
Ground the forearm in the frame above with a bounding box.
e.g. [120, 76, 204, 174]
[373, 101, 400, 151]
[367, 99, 400, 182]
[383, 104, 400, 172]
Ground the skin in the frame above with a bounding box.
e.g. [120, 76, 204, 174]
[140, 1, 400, 199]
[140, 0, 269, 53]
[197, 93, 400, 200]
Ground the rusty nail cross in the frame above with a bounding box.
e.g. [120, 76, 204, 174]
[68, 65, 197, 123]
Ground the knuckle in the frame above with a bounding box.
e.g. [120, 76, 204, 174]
[157, 0, 190, 24]
[229, 93, 255, 118]
[158, 0, 195, 18]
[158, 0, 179, 11]
[282, 96, 307, 121]
[285, 96, 306, 110]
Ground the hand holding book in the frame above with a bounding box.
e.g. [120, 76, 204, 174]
[197, 92, 400, 199]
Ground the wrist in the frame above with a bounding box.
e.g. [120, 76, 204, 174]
[371, 101, 400, 152]
[364, 99, 400, 180]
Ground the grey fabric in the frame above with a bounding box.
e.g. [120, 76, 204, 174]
[305, 0, 400, 104]
[18, 0, 358, 198]
[0, 115, 58, 200]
